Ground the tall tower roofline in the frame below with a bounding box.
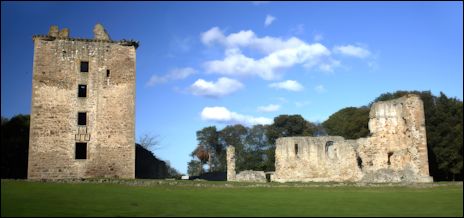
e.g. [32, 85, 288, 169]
[32, 24, 139, 49]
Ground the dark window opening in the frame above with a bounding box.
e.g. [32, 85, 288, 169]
[78, 112, 86, 126]
[325, 141, 334, 154]
[356, 154, 363, 169]
[387, 152, 393, 165]
[75, 143, 87, 159]
[80, 61, 89, 72]
[106, 69, 110, 77]
[78, 84, 87, 97]
[294, 144, 299, 156]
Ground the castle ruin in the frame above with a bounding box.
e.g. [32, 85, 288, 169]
[273, 94, 433, 183]
[28, 24, 138, 179]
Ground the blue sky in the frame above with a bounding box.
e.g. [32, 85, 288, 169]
[1, 2, 462, 174]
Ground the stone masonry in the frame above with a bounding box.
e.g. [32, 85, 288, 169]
[226, 145, 236, 181]
[273, 94, 433, 183]
[28, 24, 138, 179]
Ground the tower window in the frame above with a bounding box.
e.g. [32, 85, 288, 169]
[75, 143, 87, 159]
[294, 144, 299, 157]
[78, 112, 86, 126]
[387, 152, 394, 165]
[78, 84, 87, 97]
[80, 61, 89, 72]
[106, 69, 110, 77]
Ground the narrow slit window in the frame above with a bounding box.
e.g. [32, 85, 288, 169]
[75, 143, 87, 159]
[294, 144, 299, 156]
[80, 61, 89, 72]
[106, 69, 110, 77]
[78, 112, 86, 126]
[387, 152, 393, 165]
[78, 84, 87, 97]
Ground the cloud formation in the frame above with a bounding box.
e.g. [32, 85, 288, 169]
[333, 45, 370, 58]
[257, 104, 280, 112]
[265, 15, 276, 27]
[189, 77, 243, 97]
[147, 67, 196, 87]
[201, 106, 272, 126]
[201, 27, 337, 80]
[269, 80, 304, 92]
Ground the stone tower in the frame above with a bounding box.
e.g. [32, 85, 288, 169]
[27, 24, 138, 179]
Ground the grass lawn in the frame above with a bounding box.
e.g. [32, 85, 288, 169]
[1, 179, 462, 217]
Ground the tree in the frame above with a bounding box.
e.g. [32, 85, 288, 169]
[187, 159, 203, 176]
[138, 133, 161, 150]
[244, 125, 271, 171]
[429, 92, 463, 180]
[1, 114, 30, 179]
[195, 126, 220, 172]
[266, 114, 317, 144]
[322, 106, 370, 139]
[220, 124, 248, 171]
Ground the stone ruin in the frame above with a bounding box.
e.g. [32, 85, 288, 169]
[28, 24, 138, 180]
[227, 94, 433, 183]
[226, 145, 267, 183]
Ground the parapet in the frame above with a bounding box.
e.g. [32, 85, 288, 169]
[33, 24, 139, 49]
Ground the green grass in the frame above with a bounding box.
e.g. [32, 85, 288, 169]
[1, 179, 462, 217]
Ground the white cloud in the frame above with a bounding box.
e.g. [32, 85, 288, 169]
[201, 106, 272, 126]
[314, 84, 326, 93]
[265, 15, 276, 27]
[333, 45, 370, 58]
[147, 67, 196, 87]
[201, 28, 336, 80]
[257, 104, 280, 113]
[269, 80, 304, 92]
[189, 77, 244, 97]
[201, 27, 225, 46]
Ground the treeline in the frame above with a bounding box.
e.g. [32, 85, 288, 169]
[0, 115, 180, 179]
[189, 90, 463, 181]
[188, 114, 319, 175]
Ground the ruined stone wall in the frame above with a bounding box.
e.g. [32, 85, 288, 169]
[226, 145, 236, 181]
[357, 94, 432, 182]
[28, 25, 137, 179]
[273, 94, 433, 183]
[273, 136, 362, 182]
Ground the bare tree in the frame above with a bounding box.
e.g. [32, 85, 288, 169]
[138, 133, 162, 151]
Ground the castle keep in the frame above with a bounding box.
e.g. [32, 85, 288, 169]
[28, 24, 138, 179]
[273, 94, 433, 183]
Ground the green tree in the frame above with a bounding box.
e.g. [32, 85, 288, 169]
[266, 114, 317, 144]
[1, 114, 30, 179]
[429, 93, 463, 180]
[322, 106, 370, 139]
[195, 126, 220, 172]
[243, 125, 270, 171]
[187, 159, 203, 176]
[219, 124, 248, 171]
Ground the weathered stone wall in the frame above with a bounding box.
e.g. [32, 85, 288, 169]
[273, 94, 433, 183]
[28, 24, 137, 179]
[226, 145, 236, 181]
[273, 136, 362, 182]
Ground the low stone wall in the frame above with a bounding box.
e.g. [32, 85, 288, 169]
[235, 170, 267, 183]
